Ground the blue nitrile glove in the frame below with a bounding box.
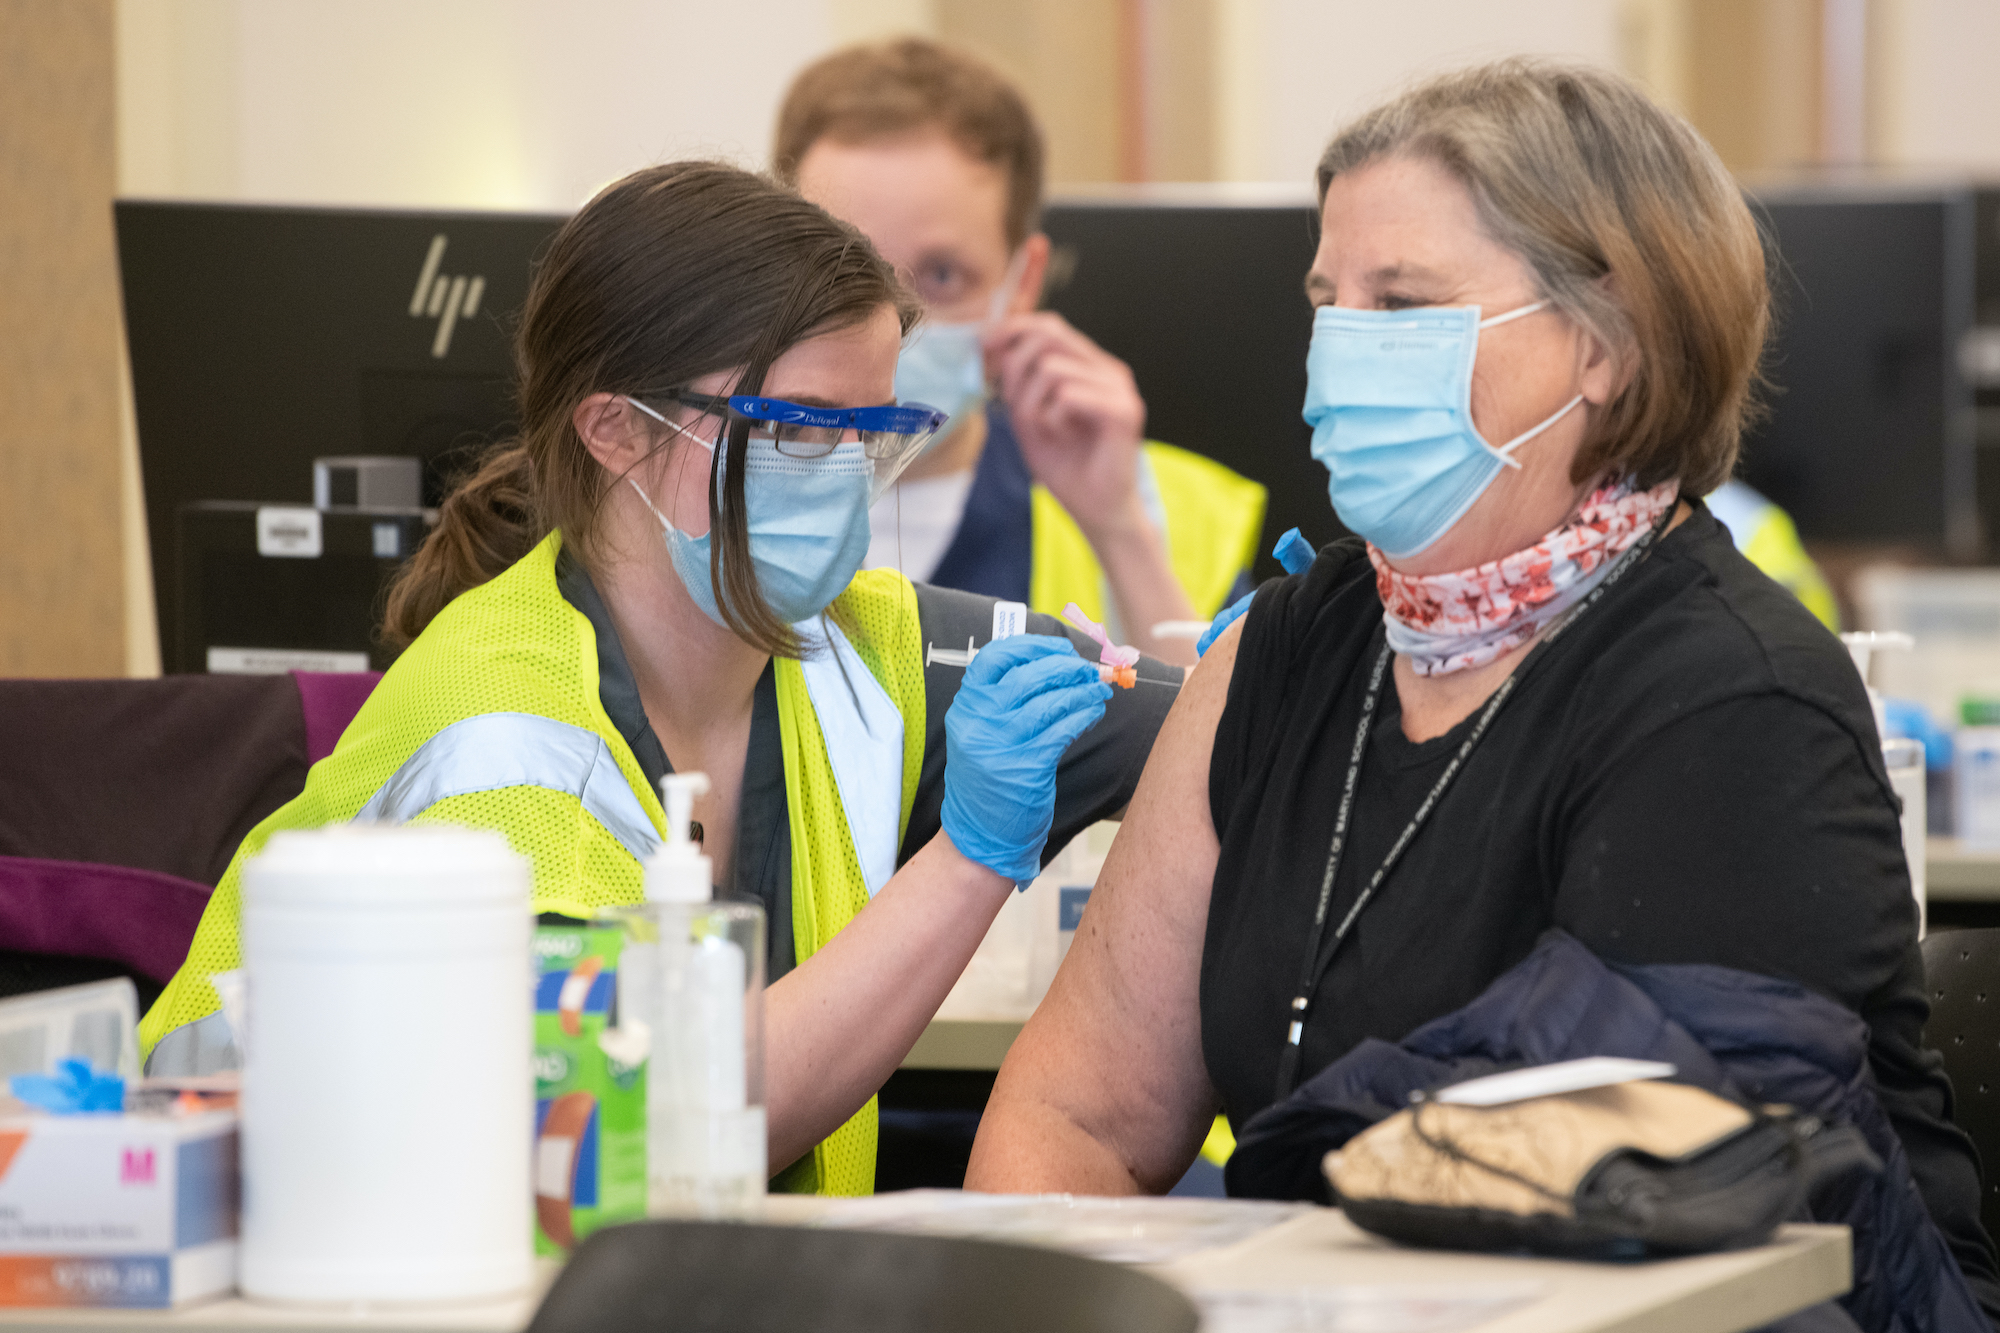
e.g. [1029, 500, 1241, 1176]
[942, 634, 1112, 886]
[1272, 527, 1316, 575]
[1197, 528, 1317, 657]
[1884, 696, 1953, 771]
[11, 1058, 125, 1113]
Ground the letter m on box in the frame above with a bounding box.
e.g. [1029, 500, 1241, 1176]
[121, 1148, 155, 1185]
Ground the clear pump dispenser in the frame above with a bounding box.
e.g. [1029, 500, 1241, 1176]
[611, 773, 767, 1217]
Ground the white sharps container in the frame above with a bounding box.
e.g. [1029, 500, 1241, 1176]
[239, 826, 533, 1304]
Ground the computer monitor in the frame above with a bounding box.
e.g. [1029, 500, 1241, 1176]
[116, 200, 568, 666]
[1737, 181, 1980, 557]
[1040, 191, 1334, 581]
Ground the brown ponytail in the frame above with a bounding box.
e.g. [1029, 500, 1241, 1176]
[381, 161, 917, 651]
[383, 445, 537, 646]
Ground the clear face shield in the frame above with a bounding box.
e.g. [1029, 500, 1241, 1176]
[642, 390, 948, 504]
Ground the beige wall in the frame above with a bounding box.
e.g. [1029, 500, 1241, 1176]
[1875, 0, 2000, 171]
[1215, 0, 1626, 184]
[117, 0, 849, 211]
[937, 0, 1128, 184]
[0, 0, 126, 677]
[1220, 0, 2000, 185]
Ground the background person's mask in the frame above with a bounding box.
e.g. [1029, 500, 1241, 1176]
[1302, 301, 1582, 559]
[893, 321, 986, 436]
[892, 247, 1033, 433]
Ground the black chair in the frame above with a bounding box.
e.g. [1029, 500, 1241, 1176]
[1922, 927, 2000, 1245]
[527, 1219, 1201, 1333]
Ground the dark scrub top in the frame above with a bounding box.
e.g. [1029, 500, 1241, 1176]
[555, 553, 1181, 981]
[1200, 505, 2000, 1315]
[927, 406, 1035, 601]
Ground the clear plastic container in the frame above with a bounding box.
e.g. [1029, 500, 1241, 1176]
[609, 900, 766, 1219]
[1957, 726, 2000, 852]
[0, 978, 138, 1084]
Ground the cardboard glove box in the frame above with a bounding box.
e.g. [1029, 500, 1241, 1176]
[0, 1108, 238, 1308]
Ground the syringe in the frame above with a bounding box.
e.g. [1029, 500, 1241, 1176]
[924, 637, 1145, 688]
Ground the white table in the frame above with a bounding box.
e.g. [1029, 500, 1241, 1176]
[1929, 839, 2000, 901]
[900, 1016, 1024, 1070]
[0, 1202, 1849, 1333]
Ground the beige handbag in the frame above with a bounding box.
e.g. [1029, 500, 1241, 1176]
[1325, 1079, 1876, 1258]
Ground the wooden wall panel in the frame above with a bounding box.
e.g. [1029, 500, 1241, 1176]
[1628, 0, 1827, 175]
[935, 0, 1219, 185]
[1143, 0, 1218, 182]
[937, 0, 1124, 183]
[0, 0, 124, 675]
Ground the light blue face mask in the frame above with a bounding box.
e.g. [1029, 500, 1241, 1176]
[1302, 301, 1583, 560]
[892, 248, 1032, 433]
[626, 401, 873, 629]
[894, 321, 987, 437]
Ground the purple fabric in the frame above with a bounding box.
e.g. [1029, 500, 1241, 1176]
[0, 856, 211, 982]
[0, 675, 310, 886]
[290, 671, 381, 765]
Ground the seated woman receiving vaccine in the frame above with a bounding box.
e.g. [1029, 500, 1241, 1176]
[966, 61, 1999, 1316]
[142, 163, 1179, 1196]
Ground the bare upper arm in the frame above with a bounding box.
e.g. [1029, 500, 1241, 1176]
[971, 617, 1244, 1191]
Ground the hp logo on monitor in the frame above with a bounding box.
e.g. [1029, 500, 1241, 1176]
[409, 234, 486, 358]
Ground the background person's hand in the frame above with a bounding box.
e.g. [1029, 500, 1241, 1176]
[984, 312, 1149, 539]
[941, 633, 1112, 886]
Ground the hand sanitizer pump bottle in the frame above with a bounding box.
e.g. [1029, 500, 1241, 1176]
[628, 773, 767, 1217]
[1843, 632, 1927, 936]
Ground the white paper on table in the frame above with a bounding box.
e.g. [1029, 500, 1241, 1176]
[1193, 1282, 1545, 1333]
[813, 1191, 1312, 1264]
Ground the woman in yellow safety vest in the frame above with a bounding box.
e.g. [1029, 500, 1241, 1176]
[142, 161, 1181, 1196]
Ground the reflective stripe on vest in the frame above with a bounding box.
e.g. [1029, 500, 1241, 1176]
[770, 569, 928, 1196]
[143, 1008, 238, 1078]
[148, 682, 900, 1079]
[354, 712, 662, 862]
[793, 620, 903, 898]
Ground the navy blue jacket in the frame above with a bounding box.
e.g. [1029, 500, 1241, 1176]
[1229, 931, 1991, 1333]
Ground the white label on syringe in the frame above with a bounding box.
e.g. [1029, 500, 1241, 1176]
[992, 601, 1027, 642]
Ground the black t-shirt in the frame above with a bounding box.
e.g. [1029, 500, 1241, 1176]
[1202, 506, 1999, 1308]
[556, 555, 1182, 979]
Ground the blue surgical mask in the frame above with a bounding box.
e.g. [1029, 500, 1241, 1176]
[894, 320, 986, 436]
[627, 408, 873, 629]
[892, 247, 1033, 433]
[1302, 301, 1583, 559]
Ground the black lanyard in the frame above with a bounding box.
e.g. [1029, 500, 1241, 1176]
[1272, 503, 1676, 1100]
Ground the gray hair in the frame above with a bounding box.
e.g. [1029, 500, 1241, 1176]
[1318, 60, 1767, 496]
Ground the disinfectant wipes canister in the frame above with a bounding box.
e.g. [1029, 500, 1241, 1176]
[238, 826, 532, 1304]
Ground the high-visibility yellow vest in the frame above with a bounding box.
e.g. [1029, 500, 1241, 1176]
[1029, 442, 1267, 623]
[140, 531, 925, 1197]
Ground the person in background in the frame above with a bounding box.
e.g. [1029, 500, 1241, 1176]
[141, 163, 1182, 1197]
[774, 38, 1267, 668]
[1708, 476, 1840, 629]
